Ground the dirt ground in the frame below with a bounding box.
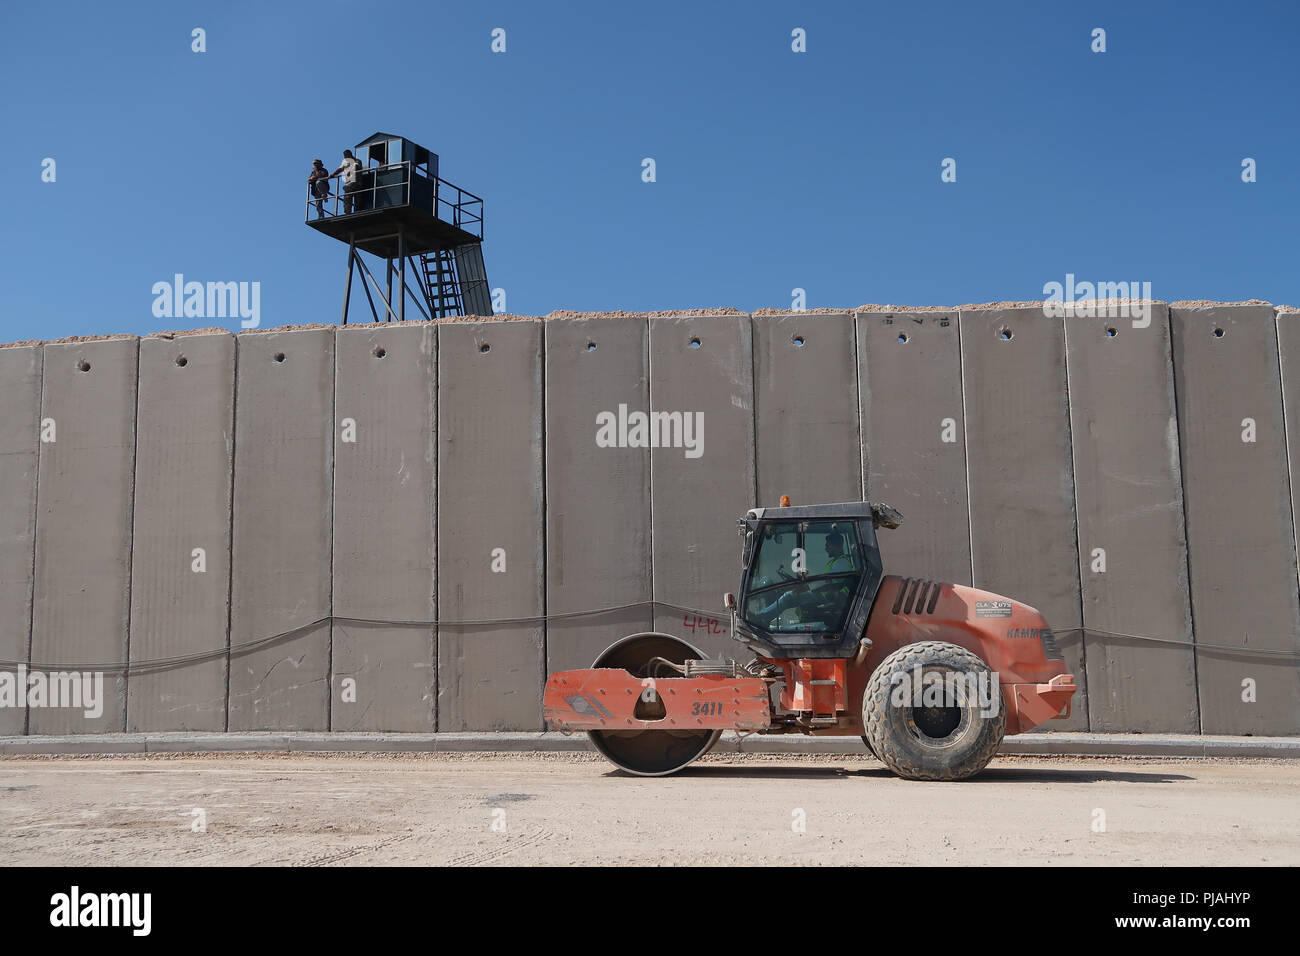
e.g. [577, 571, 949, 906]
[0, 751, 1295, 866]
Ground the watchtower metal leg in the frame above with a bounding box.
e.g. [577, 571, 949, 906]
[397, 228, 406, 323]
[356, 253, 398, 322]
[341, 236, 356, 326]
[358, 255, 381, 322]
[385, 259, 394, 323]
[405, 255, 433, 321]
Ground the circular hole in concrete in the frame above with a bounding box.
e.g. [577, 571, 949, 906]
[77, 360, 90, 372]
[689, 337, 702, 349]
[1105, 327, 1117, 338]
[897, 333, 908, 344]
[373, 346, 386, 359]
[792, 335, 806, 347]
[175, 355, 188, 367]
[999, 328, 1014, 341]
[1213, 327, 1225, 338]
[274, 352, 286, 363]
[586, 341, 597, 351]
[479, 342, 491, 353]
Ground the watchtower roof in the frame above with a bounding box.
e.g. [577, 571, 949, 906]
[356, 131, 403, 148]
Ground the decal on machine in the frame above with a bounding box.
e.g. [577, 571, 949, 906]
[1007, 627, 1050, 640]
[975, 600, 1013, 618]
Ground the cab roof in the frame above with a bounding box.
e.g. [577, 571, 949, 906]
[744, 501, 903, 528]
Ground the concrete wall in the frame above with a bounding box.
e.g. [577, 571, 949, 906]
[544, 315, 653, 675]
[0, 345, 41, 735]
[858, 309, 971, 584]
[332, 323, 437, 732]
[1279, 309, 1300, 640]
[1065, 307, 1197, 732]
[30, 338, 138, 733]
[128, 332, 234, 731]
[960, 307, 1087, 731]
[4, 302, 1299, 737]
[754, 311, 861, 508]
[228, 328, 334, 731]
[648, 313, 755, 658]
[1172, 305, 1300, 734]
[437, 319, 545, 730]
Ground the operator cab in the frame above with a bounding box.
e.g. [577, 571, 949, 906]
[732, 501, 900, 660]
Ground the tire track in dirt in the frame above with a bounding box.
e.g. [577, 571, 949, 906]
[296, 832, 414, 867]
[442, 826, 556, 867]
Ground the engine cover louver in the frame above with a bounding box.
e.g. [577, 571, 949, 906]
[892, 578, 943, 615]
[1039, 628, 1065, 661]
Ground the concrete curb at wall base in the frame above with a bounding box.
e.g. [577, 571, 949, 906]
[0, 732, 1297, 759]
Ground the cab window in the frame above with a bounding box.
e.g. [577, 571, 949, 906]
[742, 521, 862, 633]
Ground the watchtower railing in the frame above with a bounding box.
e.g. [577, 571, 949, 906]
[306, 161, 484, 240]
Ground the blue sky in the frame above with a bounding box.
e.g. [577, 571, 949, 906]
[1, 0, 1297, 340]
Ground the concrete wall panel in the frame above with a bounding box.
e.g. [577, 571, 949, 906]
[544, 316, 652, 674]
[128, 333, 234, 731]
[649, 314, 755, 658]
[228, 328, 334, 731]
[857, 310, 971, 584]
[754, 311, 861, 507]
[0, 346, 41, 735]
[437, 320, 544, 730]
[30, 338, 138, 733]
[332, 324, 437, 732]
[960, 308, 1087, 730]
[1280, 310, 1300, 626]
[1172, 304, 1300, 734]
[1065, 307, 1197, 732]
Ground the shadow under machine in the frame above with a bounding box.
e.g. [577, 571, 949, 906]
[305, 132, 491, 322]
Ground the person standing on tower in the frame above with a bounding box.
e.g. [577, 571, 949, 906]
[307, 159, 331, 218]
[333, 149, 363, 214]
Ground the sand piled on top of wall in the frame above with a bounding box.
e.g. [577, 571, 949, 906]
[859, 300, 1174, 312]
[44, 333, 139, 345]
[752, 308, 853, 316]
[1046, 298, 1163, 306]
[1275, 304, 1299, 313]
[241, 322, 338, 334]
[336, 318, 440, 331]
[548, 308, 753, 319]
[857, 300, 1175, 312]
[546, 310, 649, 320]
[855, 303, 961, 312]
[438, 313, 541, 323]
[0, 340, 45, 349]
[948, 299, 1158, 311]
[1169, 299, 1272, 308]
[645, 308, 746, 317]
[149, 327, 232, 339]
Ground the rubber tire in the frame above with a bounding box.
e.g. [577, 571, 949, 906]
[862, 641, 1006, 781]
[859, 735, 877, 758]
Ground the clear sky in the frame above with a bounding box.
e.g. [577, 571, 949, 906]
[1, 0, 1297, 340]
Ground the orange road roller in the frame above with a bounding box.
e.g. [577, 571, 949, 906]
[544, 500, 1076, 780]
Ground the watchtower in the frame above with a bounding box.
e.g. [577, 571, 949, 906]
[305, 132, 491, 322]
